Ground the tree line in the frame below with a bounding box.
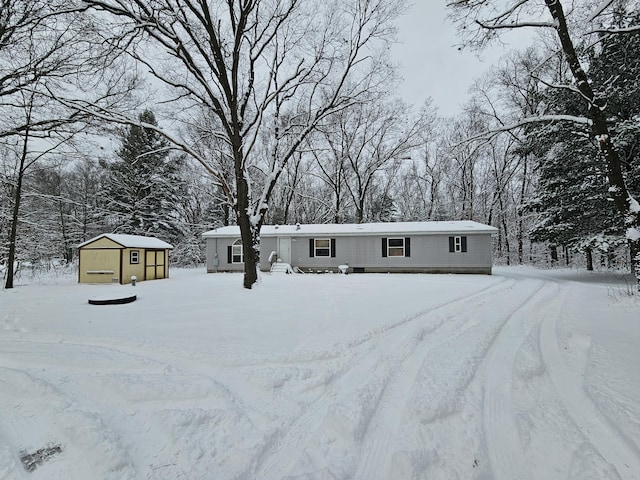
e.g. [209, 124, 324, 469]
[1, 0, 639, 289]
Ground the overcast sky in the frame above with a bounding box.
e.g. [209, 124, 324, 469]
[391, 3, 533, 117]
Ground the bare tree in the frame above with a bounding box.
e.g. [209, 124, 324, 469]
[2, 90, 79, 288]
[438, 110, 492, 222]
[65, 156, 109, 242]
[467, 48, 552, 264]
[77, 0, 403, 288]
[448, 0, 640, 285]
[415, 135, 449, 221]
[309, 120, 356, 223]
[2, 92, 35, 288]
[492, 49, 548, 264]
[313, 98, 432, 223]
[264, 150, 313, 224]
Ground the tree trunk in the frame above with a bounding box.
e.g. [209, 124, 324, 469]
[428, 181, 436, 220]
[356, 201, 364, 224]
[236, 212, 259, 289]
[236, 165, 259, 289]
[518, 154, 528, 265]
[502, 220, 511, 265]
[517, 225, 524, 265]
[586, 247, 593, 271]
[499, 194, 510, 265]
[5, 125, 30, 289]
[496, 227, 503, 259]
[5, 172, 24, 289]
[550, 244, 558, 263]
[630, 239, 640, 276]
[222, 202, 230, 227]
[59, 198, 73, 264]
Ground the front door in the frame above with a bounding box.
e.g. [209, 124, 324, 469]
[278, 237, 292, 264]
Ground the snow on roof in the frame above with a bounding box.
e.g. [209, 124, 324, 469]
[202, 221, 498, 238]
[78, 233, 174, 249]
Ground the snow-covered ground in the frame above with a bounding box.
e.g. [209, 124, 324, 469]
[1, 266, 639, 480]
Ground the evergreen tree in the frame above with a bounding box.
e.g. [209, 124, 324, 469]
[528, 122, 623, 259]
[102, 110, 183, 243]
[588, 16, 640, 201]
[527, 22, 640, 267]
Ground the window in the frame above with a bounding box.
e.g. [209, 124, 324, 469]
[388, 238, 405, 257]
[130, 250, 140, 264]
[228, 239, 244, 263]
[381, 237, 411, 258]
[315, 239, 330, 257]
[232, 239, 244, 263]
[449, 236, 468, 253]
[309, 238, 336, 258]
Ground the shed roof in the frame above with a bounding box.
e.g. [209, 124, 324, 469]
[78, 233, 174, 249]
[202, 221, 498, 238]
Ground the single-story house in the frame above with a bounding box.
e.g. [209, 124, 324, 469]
[78, 233, 173, 284]
[202, 221, 498, 274]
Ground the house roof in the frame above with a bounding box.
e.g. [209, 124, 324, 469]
[202, 221, 498, 238]
[78, 233, 174, 249]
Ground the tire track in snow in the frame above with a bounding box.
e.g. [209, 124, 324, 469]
[355, 278, 551, 480]
[343, 277, 515, 352]
[539, 285, 640, 480]
[217, 278, 515, 372]
[253, 325, 421, 480]
[482, 280, 563, 480]
[253, 277, 519, 479]
[352, 330, 430, 480]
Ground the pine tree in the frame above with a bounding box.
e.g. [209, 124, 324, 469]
[527, 22, 640, 267]
[588, 16, 640, 202]
[528, 121, 623, 260]
[102, 110, 183, 243]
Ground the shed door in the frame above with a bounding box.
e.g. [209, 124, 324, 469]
[145, 250, 166, 280]
[278, 238, 291, 264]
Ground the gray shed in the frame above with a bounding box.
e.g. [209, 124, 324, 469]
[202, 221, 498, 274]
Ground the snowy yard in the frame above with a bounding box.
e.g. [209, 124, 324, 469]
[1, 266, 639, 480]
